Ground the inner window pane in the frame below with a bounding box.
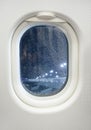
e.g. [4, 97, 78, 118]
[20, 25, 68, 96]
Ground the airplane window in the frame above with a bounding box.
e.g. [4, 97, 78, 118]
[20, 25, 68, 96]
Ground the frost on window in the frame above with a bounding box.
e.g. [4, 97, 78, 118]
[20, 25, 68, 96]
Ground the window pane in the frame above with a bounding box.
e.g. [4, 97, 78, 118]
[20, 25, 68, 96]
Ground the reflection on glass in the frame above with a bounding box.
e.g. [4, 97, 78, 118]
[20, 25, 68, 96]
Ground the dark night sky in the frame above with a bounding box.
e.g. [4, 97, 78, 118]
[19, 25, 68, 96]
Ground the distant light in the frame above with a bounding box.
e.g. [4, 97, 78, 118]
[55, 72, 58, 74]
[50, 70, 54, 73]
[56, 75, 59, 78]
[64, 63, 67, 66]
[60, 64, 64, 68]
[60, 62, 67, 68]
[45, 73, 48, 76]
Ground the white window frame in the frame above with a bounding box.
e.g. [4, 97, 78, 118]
[10, 11, 78, 113]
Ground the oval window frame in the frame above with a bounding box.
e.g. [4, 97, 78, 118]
[10, 11, 78, 112]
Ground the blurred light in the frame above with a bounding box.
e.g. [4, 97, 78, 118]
[60, 64, 64, 68]
[42, 75, 45, 78]
[45, 73, 48, 76]
[60, 62, 67, 68]
[36, 77, 39, 79]
[64, 63, 67, 66]
[50, 70, 54, 73]
[56, 75, 59, 78]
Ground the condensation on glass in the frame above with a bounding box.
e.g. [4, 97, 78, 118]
[20, 25, 69, 96]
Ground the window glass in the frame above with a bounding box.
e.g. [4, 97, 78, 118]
[20, 25, 68, 96]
